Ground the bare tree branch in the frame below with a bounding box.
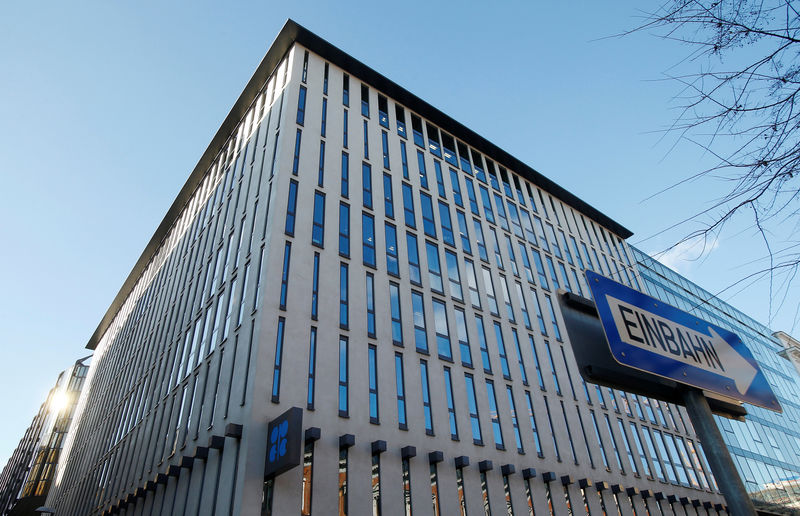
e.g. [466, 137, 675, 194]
[628, 0, 800, 323]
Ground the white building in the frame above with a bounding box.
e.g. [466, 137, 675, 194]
[46, 20, 727, 516]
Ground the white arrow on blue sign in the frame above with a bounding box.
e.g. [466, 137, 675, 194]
[586, 270, 781, 412]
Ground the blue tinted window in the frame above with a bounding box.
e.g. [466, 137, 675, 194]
[581, 242, 594, 270]
[339, 337, 348, 415]
[532, 250, 549, 289]
[444, 368, 459, 440]
[383, 173, 394, 218]
[271, 317, 286, 400]
[402, 183, 416, 228]
[473, 153, 486, 182]
[368, 345, 379, 422]
[420, 193, 436, 238]
[363, 120, 369, 159]
[473, 219, 488, 261]
[507, 203, 523, 238]
[432, 299, 452, 361]
[426, 123, 442, 158]
[362, 213, 376, 267]
[343, 109, 348, 148]
[434, 160, 446, 197]
[426, 241, 443, 293]
[382, 131, 390, 169]
[366, 273, 376, 338]
[279, 242, 292, 310]
[521, 210, 537, 243]
[533, 216, 549, 252]
[464, 177, 479, 215]
[459, 145, 472, 174]
[317, 140, 325, 186]
[411, 114, 424, 148]
[339, 203, 350, 257]
[312, 192, 325, 247]
[395, 353, 407, 428]
[339, 263, 349, 329]
[479, 185, 494, 224]
[311, 253, 320, 320]
[417, 150, 429, 189]
[518, 243, 534, 283]
[378, 94, 389, 128]
[362, 162, 372, 209]
[307, 327, 317, 408]
[361, 84, 369, 117]
[465, 374, 483, 444]
[456, 211, 471, 254]
[296, 85, 306, 125]
[285, 180, 298, 235]
[445, 250, 462, 301]
[292, 129, 302, 175]
[558, 262, 571, 292]
[454, 308, 472, 367]
[475, 315, 492, 373]
[560, 230, 574, 265]
[385, 222, 399, 277]
[507, 386, 523, 452]
[390, 283, 403, 346]
[420, 360, 434, 434]
[400, 141, 409, 179]
[493, 193, 509, 231]
[407, 233, 421, 285]
[438, 202, 455, 247]
[486, 380, 504, 449]
[525, 392, 543, 456]
[511, 328, 528, 385]
[342, 74, 349, 106]
[396, 105, 406, 138]
[321, 97, 327, 137]
[412, 291, 428, 353]
[450, 168, 463, 207]
[545, 296, 562, 341]
[341, 152, 349, 198]
[493, 321, 511, 379]
[545, 256, 560, 290]
[442, 136, 457, 168]
[529, 335, 545, 389]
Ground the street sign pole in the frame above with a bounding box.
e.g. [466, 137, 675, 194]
[682, 389, 756, 516]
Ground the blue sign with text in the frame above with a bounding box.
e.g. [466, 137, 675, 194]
[586, 270, 780, 412]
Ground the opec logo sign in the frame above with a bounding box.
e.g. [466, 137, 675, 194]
[264, 407, 303, 478]
[269, 419, 290, 462]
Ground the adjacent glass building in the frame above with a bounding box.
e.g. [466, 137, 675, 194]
[634, 248, 800, 512]
[45, 21, 729, 516]
[0, 356, 89, 515]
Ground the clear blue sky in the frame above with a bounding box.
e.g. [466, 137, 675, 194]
[1, 1, 796, 466]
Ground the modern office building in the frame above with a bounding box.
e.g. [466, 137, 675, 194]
[0, 356, 90, 515]
[633, 248, 800, 513]
[46, 20, 729, 515]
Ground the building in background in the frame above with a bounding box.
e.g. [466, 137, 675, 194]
[633, 248, 800, 513]
[46, 21, 728, 516]
[0, 356, 90, 515]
